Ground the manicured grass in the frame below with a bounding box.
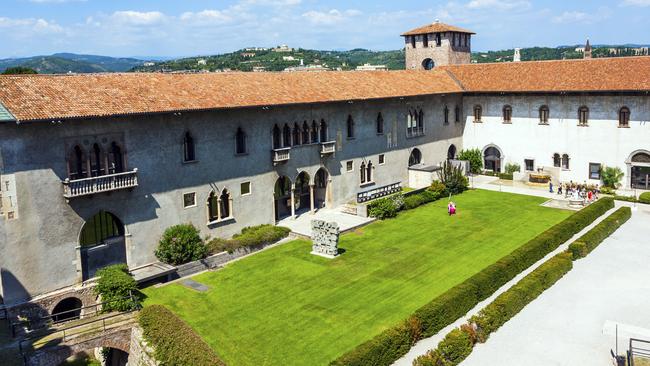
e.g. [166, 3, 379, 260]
[143, 190, 571, 366]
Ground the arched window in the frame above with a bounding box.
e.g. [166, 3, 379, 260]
[444, 105, 449, 124]
[409, 148, 422, 166]
[448, 145, 457, 160]
[69, 145, 86, 180]
[474, 105, 482, 122]
[619, 107, 630, 127]
[90, 143, 103, 177]
[366, 161, 373, 183]
[502, 105, 512, 123]
[79, 211, 124, 246]
[272, 124, 281, 149]
[311, 120, 319, 143]
[184, 131, 195, 162]
[539, 105, 549, 124]
[455, 105, 460, 123]
[236, 127, 247, 154]
[320, 120, 328, 142]
[292, 123, 301, 146]
[360, 162, 367, 184]
[418, 110, 424, 133]
[207, 191, 219, 222]
[220, 189, 231, 219]
[302, 121, 310, 143]
[282, 124, 292, 147]
[553, 153, 561, 168]
[376, 113, 384, 134]
[347, 115, 355, 139]
[578, 106, 589, 126]
[562, 154, 570, 169]
[108, 142, 123, 174]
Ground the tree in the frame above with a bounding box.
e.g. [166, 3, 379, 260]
[2, 67, 37, 75]
[437, 161, 469, 195]
[601, 166, 624, 188]
[155, 224, 207, 265]
[457, 148, 483, 174]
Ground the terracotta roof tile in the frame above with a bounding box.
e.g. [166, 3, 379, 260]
[440, 56, 650, 93]
[0, 70, 463, 122]
[401, 22, 475, 36]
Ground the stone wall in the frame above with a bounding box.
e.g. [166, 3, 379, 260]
[128, 326, 159, 366]
[311, 220, 339, 257]
[404, 33, 471, 69]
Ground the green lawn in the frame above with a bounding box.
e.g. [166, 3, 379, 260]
[143, 190, 571, 366]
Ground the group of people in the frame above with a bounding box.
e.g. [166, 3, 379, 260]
[553, 181, 600, 203]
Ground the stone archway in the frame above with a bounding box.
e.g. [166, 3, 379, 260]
[79, 211, 126, 281]
[51, 297, 82, 323]
[409, 148, 422, 167]
[274, 176, 292, 221]
[314, 168, 331, 210]
[626, 150, 650, 189]
[448, 144, 457, 160]
[483, 145, 504, 173]
[295, 171, 311, 212]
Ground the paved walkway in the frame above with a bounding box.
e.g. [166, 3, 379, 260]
[277, 207, 374, 237]
[461, 203, 650, 366]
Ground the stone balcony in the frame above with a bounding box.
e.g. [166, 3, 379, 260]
[320, 141, 336, 156]
[62, 169, 138, 199]
[272, 147, 291, 165]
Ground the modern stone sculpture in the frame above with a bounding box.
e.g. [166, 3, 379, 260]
[310, 219, 340, 258]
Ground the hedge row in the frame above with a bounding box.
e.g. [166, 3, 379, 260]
[641, 192, 650, 204]
[568, 207, 632, 260]
[207, 224, 290, 254]
[139, 305, 225, 366]
[330, 198, 614, 366]
[368, 189, 443, 219]
[482, 171, 514, 180]
[413, 253, 573, 366]
[613, 192, 650, 204]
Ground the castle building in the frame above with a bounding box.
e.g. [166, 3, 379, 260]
[0, 23, 649, 317]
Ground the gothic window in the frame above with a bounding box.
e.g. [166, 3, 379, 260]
[311, 120, 319, 143]
[502, 105, 512, 123]
[236, 127, 247, 154]
[320, 119, 328, 142]
[474, 105, 482, 122]
[578, 106, 589, 126]
[562, 154, 570, 170]
[69, 145, 86, 180]
[108, 142, 123, 174]
[183, 131, 196, 162]
[376, 113, 384, 134]
[553, 153, 561, 168]
[282, 124, 291, 147]
[455, 105, 460, 123]
[220, 189, 231, 219]
[347, 115, 355, 139]
[272, 124, 281, 149]
[619, 107, 630, 127]
[366, 161, 373, 183]
[539, 105, 549, 124]
[207, 191, 219, 222]
[444, 105, 449, 124]
[90, 143, 103, 177]
[360, 162, 366, 184]
[293, 123, 301, 146]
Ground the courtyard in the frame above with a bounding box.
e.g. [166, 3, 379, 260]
[142, 189, 572, 365]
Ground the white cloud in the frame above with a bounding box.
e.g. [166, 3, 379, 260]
[302, 9, 362, 25]
[621, 0, 650, 6]
[0, 16, 64, 33]
[109, 11, 167, 26]
[552, 7, 610, 24]
[180, 10, 232, 25]
[466, 0, 531, 10]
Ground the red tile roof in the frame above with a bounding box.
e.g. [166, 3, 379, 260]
[401, 22, 475, 36]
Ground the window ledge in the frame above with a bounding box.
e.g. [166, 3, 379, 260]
[359, 181, 375, 188]
[182, 160, 199, 165]
[346, 137, 356, 141]
[235, 152, 249, 157]
[473, 120, 482, 123]
[539, 122, 549, 126]
[502, 121, 512, 124]
[577, 124, 589, 127]
[207, 217, 235, 226]
[618, 125, 630, 129]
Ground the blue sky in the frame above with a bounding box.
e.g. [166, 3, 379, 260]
[1, 0, 648, 58]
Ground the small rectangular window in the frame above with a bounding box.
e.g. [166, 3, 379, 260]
[379, 154, 385, 165]
[241, 182, 251, 196]
[183, 192, 196, 208]
[589, 163, 601, 180]
[346, 161, 353, 172]
[525, 159, 534, 172]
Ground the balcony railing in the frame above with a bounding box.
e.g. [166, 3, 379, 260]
[272, 147, 291, 165]
[320, 141, 336, 156]
[406, 127, 425, 138]
[63, 169, 138, 199]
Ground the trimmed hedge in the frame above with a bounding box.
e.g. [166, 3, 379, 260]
[95, 264, 141, 312]
[331, 198, 613, 366]
[568, 207, 631, 260]
[139, 305, 225, 366]
[207, 224, 290, 254]
[155, 224, 207, 265]
[640, 192, 650, 204]
[614, 195, 638, 203]
[368, 185, 446, 219]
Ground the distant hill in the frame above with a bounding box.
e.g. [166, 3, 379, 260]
[472, 45, 649, 63]
[0, 53, 148, 74]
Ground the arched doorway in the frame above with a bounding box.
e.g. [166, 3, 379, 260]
[483, 145, 503, 173]
[274, 176, 292, 221]
[314, 168, 330, 210]
[422, 58, 435, 70]
[628, 150, 650, 189]
[409, 148, 422, 167]
[448, 144, 457, 160]
[295, 172, 311, 212]
[51, 297, 82, 323]
[79, 211, 127, 281]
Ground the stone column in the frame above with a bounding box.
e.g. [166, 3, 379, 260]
[309, 184, 315, 214]
[290, 185, 296, 219]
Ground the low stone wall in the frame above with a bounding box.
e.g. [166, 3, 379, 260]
[128, 326, 159, 366]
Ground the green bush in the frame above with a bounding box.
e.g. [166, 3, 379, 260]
[457, 148, 483, 174]
[614, 195, 637, 203]
[403, 191, 440, 210]
[368, 194, 404, 219]
[94, 264, 140, 312]
[600, 186, 616, 195]
[139, 305, 225, 366]
[498, 173, 514, 180]
[330, 198, 613, 366]
[437, 161, 469, 195]
[568, 207, 631, 260]
[413, 351, 447, 366]
[640, 192, 650, 204]
[428, 181, 447, 197]
[437, 328, 474, 365]
[601, 166, 624, 188]
[207, 224, 290, 254]
[504, 163, 521, 174]
[155, 224, 207, 265]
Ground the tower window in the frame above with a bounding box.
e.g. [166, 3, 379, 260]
[411, 36, 416, 49]
[454, 105, 460, 123]
[444, 105, 449, 125]
[376, 113, 384, 135]
[435, 33, 441, 47]
[423, 34, 429, 48]
[183, 131, 196, 162]
[539, 105, 549, 124]
[578, 106, 589, 126]
[502, 105, 512, 123]
[422, 58, 434, 70]
[347, 115, 355, 139]
[473, 105, 482, 122]
[235, 127, 247, 154]
[619, 107, 630, 127]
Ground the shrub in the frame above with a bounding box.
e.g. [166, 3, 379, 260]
[155, 224, 207, 265]
[437, 328, 474, 365]
[94, 264, 140, 312]
[413, 351, 447, 366]
[139, 305, 225, 366]
[368, 193, 404, 219]
[437, 161, 469, 195]
[428, 181, 447, 197]
[504, 163, 521, 174]
[568, 207, 631, 260]
[207, 225, 290, 254]
[640, 192, 650, 204]
[614, 195, 637, 203]
[330, 198, 613, 366]
[601, 166, 624, 188]
[457, 148, 483, 174]
[498, 173, 514, 180]
[600, 186, 616, 195]
[403, 191, 440, 210]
